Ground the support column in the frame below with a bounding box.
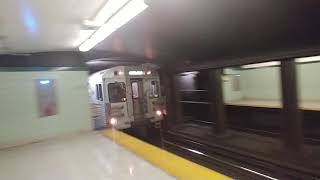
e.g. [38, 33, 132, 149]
[208, 69, 227, 135]
[173, 75, 183, 123]
[161, 70, 182, 129]
[280, 59, 303, 151]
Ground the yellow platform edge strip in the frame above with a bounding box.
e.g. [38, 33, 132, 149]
[103, 129, 232, 180]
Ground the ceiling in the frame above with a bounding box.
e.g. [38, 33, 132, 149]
[1, 0, 320, 66]
[108, 0, 320, 62]
[0, 0, 105, 54]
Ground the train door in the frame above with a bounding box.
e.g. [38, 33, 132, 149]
[131, 78, 144, 120]
[93, 83, 106, 129]
[103, 79, 130, 129]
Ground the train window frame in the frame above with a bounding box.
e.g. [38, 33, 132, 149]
[150, 80, 159, 98]
[107, 82, 126, 103]
[96, 84, 103, 101]
[131, 82, 139, 99]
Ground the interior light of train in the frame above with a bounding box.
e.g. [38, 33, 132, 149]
[128, 70, 144, 75]
[39, 80, 50, 85]
[156, 110, 162, 116]
[118, 71, 124, 75]
[295, 56, 320, 63]
[79, 0, 148, 52]
[110, 117, 117, 126]
[146, 70, 152, 75]
[241, 61, 280, 69]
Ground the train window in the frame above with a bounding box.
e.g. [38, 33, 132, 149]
[108, 82, 126, 103]
[96, 84, 103, 101]
[131, 82, 139, 98]
[223, 62, 282, 135]
[295, 56, 320, 140]
[95, 84, 99, 100]
[150, 81, 159, 98]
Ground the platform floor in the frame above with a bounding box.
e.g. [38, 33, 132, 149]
[0, 132, 176, 180]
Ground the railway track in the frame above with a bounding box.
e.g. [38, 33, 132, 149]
[162, 130, 320, 180]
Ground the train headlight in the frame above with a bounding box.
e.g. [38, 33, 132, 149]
[110, 117, 117, 126]
[156, 110, 162, 116]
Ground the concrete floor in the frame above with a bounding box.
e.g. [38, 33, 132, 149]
[0, 132, 176, 180]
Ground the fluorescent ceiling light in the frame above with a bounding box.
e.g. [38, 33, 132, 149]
[180, 71, 199, 76]
[128, 70, 144, 75]
[83, 0, 128, 27]
[94, 0, 128, 26]
[79, 0, 148, 52]
[73, 30, 95, 46]
[241, 61, 280, 69]
[83, 20, 101, 27]
[86, 60, 105, 65]
[295, 56, 320, 63]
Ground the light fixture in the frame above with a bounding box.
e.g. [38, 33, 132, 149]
[156, 110, 162, 116]
[128, 70, 144, 75]
[241, 61, 280, 69]
[79, 0, 148, 52]
[295, 56, 320, 63]
[146, 70, 151, 75]
[86, 60, 110, 65]
[93, 0, 128, 26]
[39, 80, 50, 85]
[74, 30, 95, 46]
[82, 0, 128, 27]
[121, 97, 127, 102]
[118, 71, 124, 75]
[180, 71, 199, 76]
[110, 117, 117, 126]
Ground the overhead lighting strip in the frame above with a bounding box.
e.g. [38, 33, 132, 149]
[79, 0, 148, 52]
[241, 61, 280, 69]
[73, 30, 95, 46]
[93, 0, 129, 26]
[295, 55, 320, 63]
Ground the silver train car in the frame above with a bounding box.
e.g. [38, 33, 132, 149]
[89, 63, 165, 129]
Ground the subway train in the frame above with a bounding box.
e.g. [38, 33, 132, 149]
[88, 63, 165, 130]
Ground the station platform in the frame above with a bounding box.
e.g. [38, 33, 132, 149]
[226, 98, 320, 111]
[0, 130, 230, 180]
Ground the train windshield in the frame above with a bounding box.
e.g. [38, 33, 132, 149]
[150, 81, 159, 98]
[108, 82, 126, 103]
